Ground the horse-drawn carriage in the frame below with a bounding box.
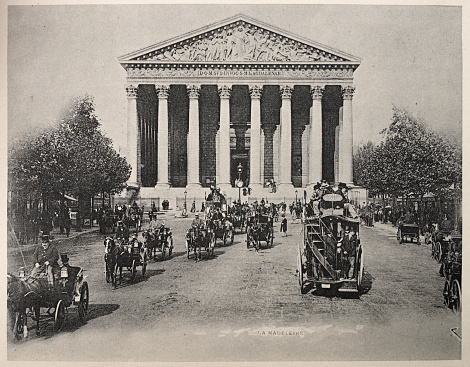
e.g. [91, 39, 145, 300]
[229, 203, 247, 234]
[104, 236, 147, 286]
[442, 234, 462, 315]
[246, 212, 274, 251]
[142, 225, 173, 261]
[397, 222, 420, 245]
[7, 255, 89, 340]
[205, 189, 234, 246]
[185, 224, 214, 260]
[125, 205, 143, 231]
[297, 191, 364, 295]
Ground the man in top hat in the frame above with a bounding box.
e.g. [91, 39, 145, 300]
[116, 220, 129, 243]
[31, 234, 60, 286]
[191, 213, 204, 229]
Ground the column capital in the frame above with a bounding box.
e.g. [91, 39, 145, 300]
[186, 84, 201, 99]
[310, 85, 324, 101]
[249, 85, 263, 99]
[279, 85, 294, 99]
[156, 85, 170, 99]
[341, 85, 356, 100]
[218, 85, 232, 99]
[126, 85, 138, 98]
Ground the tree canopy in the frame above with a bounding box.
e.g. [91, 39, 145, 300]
[353, 106, 461, 199]
[9, 95, 131, 202]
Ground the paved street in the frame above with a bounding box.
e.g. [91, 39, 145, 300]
[7, 213, 461, 361]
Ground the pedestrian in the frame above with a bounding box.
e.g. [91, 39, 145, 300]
[64, 207, 72, 237]
[280, 214, 288, 236]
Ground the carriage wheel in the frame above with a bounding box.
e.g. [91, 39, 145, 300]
[436, 242, 442, 263]
[54, 300, 66, 332]
[356, 248, 364, 292]
[78, 281, 89, 323]
[130, 260, 137, 282]
[451, 279, 461, 315]
[142, 262, 147, 277]
[297, 244, 304, 294]
[169, 237, 173, 257]
[223, 231, 227, 246]
[443, 280, 451, 307]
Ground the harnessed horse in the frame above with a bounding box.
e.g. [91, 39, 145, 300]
[104, 237, 124, 286]
[7, 273, 49, 338]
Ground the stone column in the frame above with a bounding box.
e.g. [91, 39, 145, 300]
[334, 125, 340, 183]
[309, 85, 324, 186]
[341, 86, 355, 185]
[156, 84, 170, 188]
[218, 85, 232, 191]
[301, 124, 309, 187]
[126, 85, 139, 186]
[279, 85, 294, 189]
[186, 85, 201, 189]
[338, 106, 344, 182]
[249, 85, 263, 190]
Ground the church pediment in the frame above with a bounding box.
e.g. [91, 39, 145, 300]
[119, 14, 361, 65]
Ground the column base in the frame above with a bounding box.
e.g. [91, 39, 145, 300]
[186, 183, 202, 190]
[218, 183, 232, 193]
[155, 183, 171, 189]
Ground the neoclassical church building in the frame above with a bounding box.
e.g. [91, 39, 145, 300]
[119, 14, 361, 200]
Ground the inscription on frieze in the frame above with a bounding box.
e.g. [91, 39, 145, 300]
[127, 67, 354, 79]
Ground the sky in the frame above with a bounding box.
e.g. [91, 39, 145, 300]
[5, 3, 464, 152]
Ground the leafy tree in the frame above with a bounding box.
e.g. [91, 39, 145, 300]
[9, 95, 131, 217]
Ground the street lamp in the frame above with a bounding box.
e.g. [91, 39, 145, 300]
[237, 163, 243, 204]
[295, 190, 298, 204]
[184, 190, 187, 210]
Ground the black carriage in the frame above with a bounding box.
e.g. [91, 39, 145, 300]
[442, 235, 462, 315]
[185, 225, 214, 260]
[297, 192, 364, 295]
[142, 225, 173, 261]
[115, 237, 147, 283]
[125, 206, 143, 231]
[205, 196, 234, 246]
[397, 223, 420, 244]
[7, 256, 89, 340]
[246, 213, 274, 251]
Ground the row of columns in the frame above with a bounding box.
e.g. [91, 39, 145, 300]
[126, 83, 355, 189]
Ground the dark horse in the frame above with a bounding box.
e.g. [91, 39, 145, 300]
[104, 237, 124, 287]
[7, 273, 45, 339]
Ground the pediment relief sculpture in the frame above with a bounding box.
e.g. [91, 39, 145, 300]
[135, 23, 346, 63]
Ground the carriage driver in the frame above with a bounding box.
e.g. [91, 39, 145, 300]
[31, 235, 60, 286]
[192, 213, 205, 229]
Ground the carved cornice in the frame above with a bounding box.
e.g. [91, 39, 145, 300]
[127, 65, 354, 80]
[341, 85, 355, 100]
[134, 22, 346, 64]
[187, 84, 201, 99]
[249, 85, 263, 99]
[310, 85, 324, 100]
[126, 85, 138, 98]
[280, 85, 293, 99]
[218, 85, 232, 98]
[156, 84, 170, 99]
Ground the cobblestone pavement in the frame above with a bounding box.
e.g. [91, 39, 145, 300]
[7, 212, 461, 362]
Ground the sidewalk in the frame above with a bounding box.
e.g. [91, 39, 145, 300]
[8, 226, 99, 256]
